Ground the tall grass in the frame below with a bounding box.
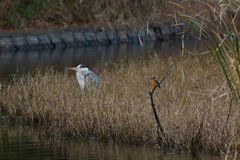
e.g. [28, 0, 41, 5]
[163, 0, 239, 157]
[0, 0, 230, 30]
[166, 0, 240, 100]
[0, 55, 239, 152]
[0, 0, 165, 29]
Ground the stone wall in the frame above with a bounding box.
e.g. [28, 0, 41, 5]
[0, 22, 185, 52]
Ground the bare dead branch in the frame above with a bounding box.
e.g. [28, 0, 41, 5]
[148, 63, 174, 150]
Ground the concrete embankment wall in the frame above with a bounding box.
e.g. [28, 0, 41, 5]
[0, 22, 185, 52]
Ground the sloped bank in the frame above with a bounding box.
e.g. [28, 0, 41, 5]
[0, 22, 184, 52]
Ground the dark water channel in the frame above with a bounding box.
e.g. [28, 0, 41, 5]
[0, 124, 221, 160]
[0, 39, 206, 80]
[0, 39, 222, 160]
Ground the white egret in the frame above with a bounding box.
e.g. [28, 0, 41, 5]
[68, 64, 99, 91]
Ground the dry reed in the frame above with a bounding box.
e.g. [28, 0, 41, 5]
[0, 55, 239, 152]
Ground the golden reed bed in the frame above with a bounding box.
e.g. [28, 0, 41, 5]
[1, 55, 239, 152]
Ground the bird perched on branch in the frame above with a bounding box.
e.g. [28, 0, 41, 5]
[68, 64, 99, 91]
[150, 77, 160, 88]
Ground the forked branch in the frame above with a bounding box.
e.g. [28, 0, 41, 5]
[148, 63, 174, 150]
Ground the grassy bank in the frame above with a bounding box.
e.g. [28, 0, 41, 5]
[1, 0, 239, 30]
[0, 0, 164, 29]
[1, 55, 239, 152]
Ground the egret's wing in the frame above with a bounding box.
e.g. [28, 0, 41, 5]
[85, 71, 99, 88]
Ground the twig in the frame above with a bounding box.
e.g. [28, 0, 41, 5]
[191, 115, 204, 151]
[148, 63, 174, 150]
[221, 96, 234, 135]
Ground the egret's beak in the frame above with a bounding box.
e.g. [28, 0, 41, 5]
[68, 67, 78, 71]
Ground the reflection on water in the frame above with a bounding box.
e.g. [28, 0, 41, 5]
[0, 38, 207, 80]
[0, 124, 221, 160]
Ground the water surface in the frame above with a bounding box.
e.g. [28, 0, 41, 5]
[0, 39, 207, 80]
[0, 124, 221, 160]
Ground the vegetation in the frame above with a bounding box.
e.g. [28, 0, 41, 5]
[166, 0, 240, 100]
[1, 0, 239, 31]
[164, 0, 240, 157]
[0, 0, 165, 29]
[1, 56, 238, 152]
[0, 0, 239, 157]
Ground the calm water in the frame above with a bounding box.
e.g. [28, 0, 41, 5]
[0, 124, 221, 160]
[0, 39, 222, 160]
[0, 39, 206, 80]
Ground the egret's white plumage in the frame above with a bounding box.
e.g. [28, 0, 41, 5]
[68, 64, 99, 91]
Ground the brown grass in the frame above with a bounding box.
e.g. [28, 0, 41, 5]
[0, 55, 239, 152]
[1, 0, 239, 30]
[0, 0, 164, 29]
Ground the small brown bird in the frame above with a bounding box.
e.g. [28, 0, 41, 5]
[150, 77, 160, 87]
